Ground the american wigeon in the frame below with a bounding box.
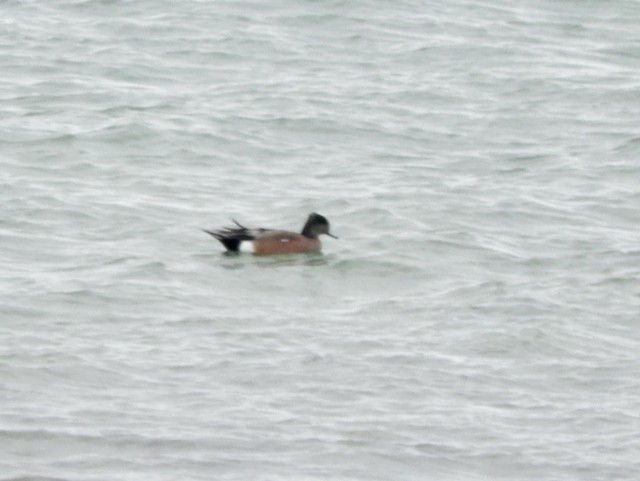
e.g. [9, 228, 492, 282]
[204, 212, 337, 254]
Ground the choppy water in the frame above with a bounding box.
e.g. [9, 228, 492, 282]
[2, 1, 640, 480]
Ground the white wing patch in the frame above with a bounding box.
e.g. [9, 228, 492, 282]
[279, 238, 290, 243]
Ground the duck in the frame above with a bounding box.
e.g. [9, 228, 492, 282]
[203, 212, 337, 254]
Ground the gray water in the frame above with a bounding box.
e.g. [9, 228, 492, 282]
[2, 1, 639, 480]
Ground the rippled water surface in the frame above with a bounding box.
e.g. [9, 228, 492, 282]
[2, 1, 640, 480]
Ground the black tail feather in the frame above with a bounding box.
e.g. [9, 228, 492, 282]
[202, 222, 255, 252]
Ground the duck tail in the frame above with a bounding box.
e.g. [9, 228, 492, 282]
[202, 220, 255, 252]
